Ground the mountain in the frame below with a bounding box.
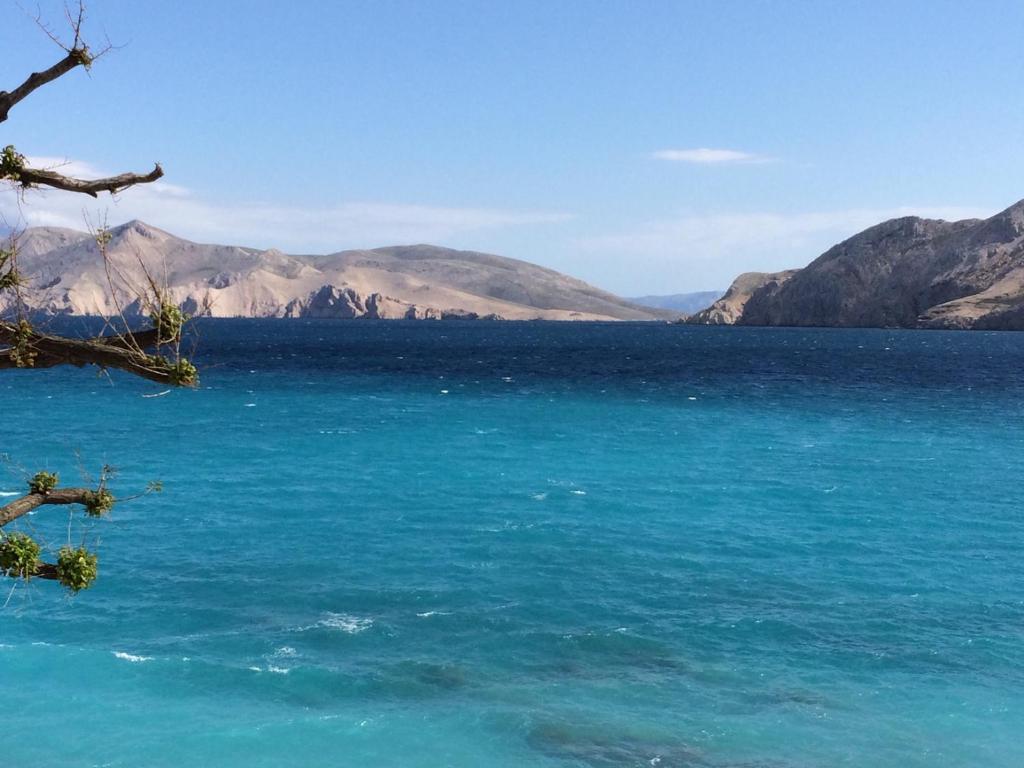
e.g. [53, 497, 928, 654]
[686, 272, 798, 325]
[627, 291, 723, 315]
[689, 199, 1024, 330]
[3, 221, 675, 322]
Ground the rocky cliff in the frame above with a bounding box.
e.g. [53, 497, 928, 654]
[2, 221, 674, 322]
[686, 271, 798, 325]
[690, 199, 1024, 330]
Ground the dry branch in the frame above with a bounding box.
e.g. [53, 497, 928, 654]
[1, 4, 162, 195]
[29, 562, 61, 581]
[0, 2, 176, 596]
[1, 487, 99, 583]
[0, 320, 184, 384]
[0, 50, 87, 124]
[0, 487, 95, 528]
[15, 162, 164, 197]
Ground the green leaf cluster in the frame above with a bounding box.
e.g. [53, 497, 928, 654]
[146, 355, 198, 386]
[28, 471, 59, 495]
[56, 546, 98, 593]
[152, 301, 186, 344]
[169, 358, 198, 386]
[0, 145, 26, 182]
[0, 533, 41, 579]
[0, 247, 21, 291]
[83, 488, 115, 517]
[8, 319, 37, 368]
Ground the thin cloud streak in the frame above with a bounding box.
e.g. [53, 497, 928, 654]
[1, 157, 572, 252]
[652, 148, 775, 165]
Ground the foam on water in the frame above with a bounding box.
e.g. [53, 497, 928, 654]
[112, 651, 152, 663]
[298, 612, 374, 634]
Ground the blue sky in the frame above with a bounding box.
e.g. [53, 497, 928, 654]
[2, 0, 1023, 294]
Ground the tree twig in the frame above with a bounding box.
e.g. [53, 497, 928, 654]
[15, 163, 164, 197]
[0, 50, 86, 123]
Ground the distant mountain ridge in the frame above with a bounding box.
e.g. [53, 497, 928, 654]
[689, 199, 1024, 330]
[627, 291, 722, 314]
[3, 221, 676, 322]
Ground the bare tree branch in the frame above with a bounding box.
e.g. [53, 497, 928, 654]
[0, 49, 87, 124]
[28, 562, 61, 581]
[94, 327, 161, 351]
[1, 486, 102, 583]
[1, 3, 160, 195]
[0, 326, 160, 369]
[15, 162, 164, 197]
[0, 2, 177, 597]
[0, 320, 191, 384]
[0, 486, 95, 528]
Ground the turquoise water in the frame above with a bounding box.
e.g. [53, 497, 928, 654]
[2, 321, 1023, 767]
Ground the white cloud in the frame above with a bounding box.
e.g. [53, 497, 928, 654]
[0, 157, 571, 251]
[652, 148, 773, 165]
[575, 205, 995, 294]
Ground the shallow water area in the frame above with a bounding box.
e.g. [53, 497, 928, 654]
[2, 320, 1023, 767]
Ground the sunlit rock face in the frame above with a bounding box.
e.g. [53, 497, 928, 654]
[4, 221, 674, 322]
[708, 199, 1024, 330]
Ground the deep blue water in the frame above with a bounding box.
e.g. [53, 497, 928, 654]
[2, 320, 1023, 767]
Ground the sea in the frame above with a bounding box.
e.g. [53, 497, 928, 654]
[2, 320, 1023, 767]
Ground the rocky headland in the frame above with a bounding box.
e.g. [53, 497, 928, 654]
[688, 199, 1024, 330]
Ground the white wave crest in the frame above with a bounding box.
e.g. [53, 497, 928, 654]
[319, 613, 373, 634]
[294, 612, 374, 634]
[113, 651, 152, 663]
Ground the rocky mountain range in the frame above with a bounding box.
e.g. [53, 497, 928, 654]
[3, 221, 674, 322]
[15, 200, 1021, 330]
[627, 291, 723, 314]
[689, 199, 1024, 330]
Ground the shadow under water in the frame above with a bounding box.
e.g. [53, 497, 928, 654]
[526, 719, 797, 768]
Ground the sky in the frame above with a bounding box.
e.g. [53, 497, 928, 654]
[2, 0, 1023, 295]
